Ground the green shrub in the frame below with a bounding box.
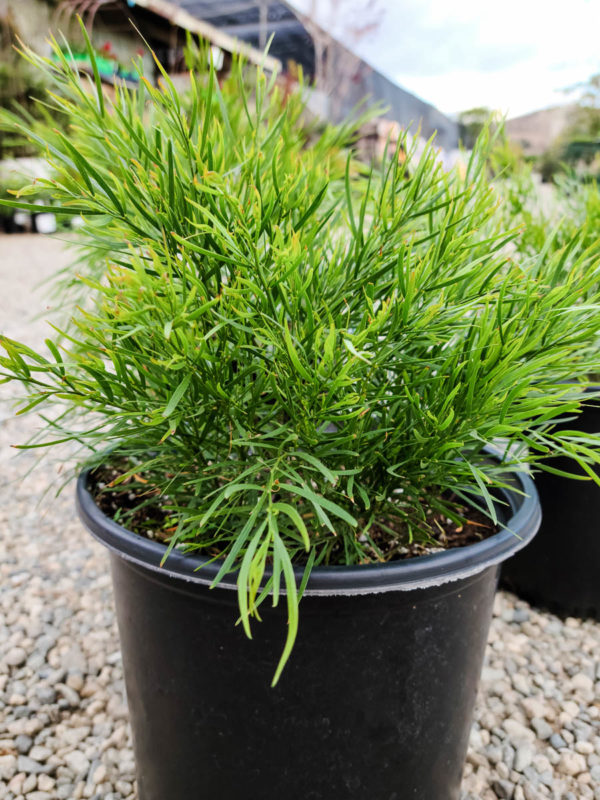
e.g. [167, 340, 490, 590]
[493, 156, 600, 266]
[3, 29, 600, 682]
[0, 15, 69, 159]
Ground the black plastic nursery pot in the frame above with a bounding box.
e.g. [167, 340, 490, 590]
[77, 469, 540, 800]
[502, 397, 600, 618]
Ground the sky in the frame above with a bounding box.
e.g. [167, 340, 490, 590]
[287, 0, 600, 119]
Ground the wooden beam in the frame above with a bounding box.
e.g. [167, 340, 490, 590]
[129, 0, 281, 70]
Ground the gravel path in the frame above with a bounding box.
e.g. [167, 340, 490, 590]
[0, 234, 599, 800]
[0, 236, 136, 800]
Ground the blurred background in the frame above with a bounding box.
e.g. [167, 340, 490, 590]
[1, 6, 600, 800]
[1, 0, 600, 225]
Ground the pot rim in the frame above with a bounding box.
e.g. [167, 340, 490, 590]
[76, 457, 541, 597]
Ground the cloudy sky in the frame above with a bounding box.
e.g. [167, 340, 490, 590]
[287, 0, 600, 118]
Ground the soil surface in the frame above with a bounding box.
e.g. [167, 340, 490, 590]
[89, 463, 498, 563]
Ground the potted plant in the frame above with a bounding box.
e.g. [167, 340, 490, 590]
[3, 32, 600, 800]
[492, 166, 600, 616]
[53, 39, 141, 86]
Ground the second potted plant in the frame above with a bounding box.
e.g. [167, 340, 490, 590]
[493, 164, 600, 617]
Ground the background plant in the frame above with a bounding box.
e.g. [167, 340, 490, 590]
[0, 13, 70, 159]
[0, 32, 366, 311]
[492, 150, 600, 269]
[3, 30, 600, 683]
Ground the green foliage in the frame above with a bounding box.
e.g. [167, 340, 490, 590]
[491, 160, 550, 257]
[486, 132, 525, 179]
[0, 59, 47, 159]
[493, 156, 600, 266]
[0, 16, 68, 159]
[492, 159, 600, 363]
[3, 30, 600, 682]
[0, 171, 24, 217]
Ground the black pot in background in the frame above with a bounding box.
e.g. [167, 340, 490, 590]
[1, 211, 29, 234]
[77, 469, 540, 800]
[502, 398, 600, 618]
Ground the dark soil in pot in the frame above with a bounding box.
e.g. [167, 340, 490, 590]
[90, 462, 501, 560]
[77, 468, 540, 800]
[502, 397, 600, 618]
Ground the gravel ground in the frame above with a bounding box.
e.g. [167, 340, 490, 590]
[1, 234, 599, 800]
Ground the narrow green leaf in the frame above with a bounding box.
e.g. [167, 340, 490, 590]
[271, 502, 310, 551]
[162, 374, 191, 418]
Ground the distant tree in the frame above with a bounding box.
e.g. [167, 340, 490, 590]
[565, 73, 600, 140]
[537, 72, 600, 182]
[457, 107, 499, 148]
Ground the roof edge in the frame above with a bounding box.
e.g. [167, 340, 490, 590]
[131, 0, 282, 71]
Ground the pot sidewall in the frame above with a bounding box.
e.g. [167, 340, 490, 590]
[76, 468, 540, 800]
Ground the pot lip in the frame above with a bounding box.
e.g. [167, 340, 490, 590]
[76, 457, 541, 597]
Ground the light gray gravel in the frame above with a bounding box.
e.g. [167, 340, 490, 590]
[462, 592, 600, 800]
[1, 234, 599, 800]
[1, 235, 136, 800]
